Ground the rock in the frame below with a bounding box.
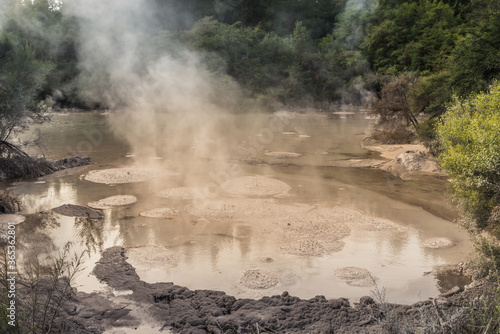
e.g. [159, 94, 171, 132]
[51, 156, 92, 170]
[440, 286, 462, 298]
[359, 296, 375, 306]
[52, 204, 102, 219]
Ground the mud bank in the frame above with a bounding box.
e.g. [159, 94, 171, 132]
[0, 155, 92, 181]
[362, 143, 443, 179]
[56, 247, 496, 334]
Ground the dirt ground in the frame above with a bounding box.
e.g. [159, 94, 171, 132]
[52, 247, 497, 334]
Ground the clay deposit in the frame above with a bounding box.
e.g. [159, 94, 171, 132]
[221, 175, 291, 197]
[125, 245, 181, 270]
[264, 151, 303, 158]
[187, 198, 407, 257]
[159, 187, 205, 200]
[334, 267, 376, 287]
[363, 143, 443, 179]
[84, 167, 170, 184]
[139, 207, 178, 219]
[87, 195, 137, 209]
[240, 269, 279, 289]
[423, 237, 455, 249]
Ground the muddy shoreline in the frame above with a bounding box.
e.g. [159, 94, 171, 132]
[0, 155, 92, 182]
[55, 247, 494, 334]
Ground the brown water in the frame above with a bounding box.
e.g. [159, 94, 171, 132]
[6, 111, 471, 304]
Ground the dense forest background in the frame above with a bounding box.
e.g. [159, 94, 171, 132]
[2, 0, 498, 115]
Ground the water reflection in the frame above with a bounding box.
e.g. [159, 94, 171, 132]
[15, 179, 78, 214]
[75, 217, 104, 254]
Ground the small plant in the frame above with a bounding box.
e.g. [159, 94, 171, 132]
[0, 241, 86, 333]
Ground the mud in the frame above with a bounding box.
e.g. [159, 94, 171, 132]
[334, 267, 377, 287]
[240, 269, 279, 289]
[186, 198, 408, 257]
[52, 204, 103, 219]
[55, 247, 498, 334]
[363, 143, 443, 179]
[88, 195, 137, 209]
[264, 151, 303, 158]
[159, 187, 205, 200]
[84, 167, 171, 184]
[220, 176, 291, 197]
[139, 207, 179, 219]
[423, 237, 455, 249]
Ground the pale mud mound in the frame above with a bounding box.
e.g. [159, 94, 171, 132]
[278, 209, 351, 256]
[335, 267, 376, 287]
[221, 175, 291, 197]
[282, 239, 345, 256]
[312, 207, 406, 232]
[381, 151, 440, 174]
[126, 246, 180, 270]
[84, 167, 171, 184]
[87, 195, 137, 209]
[423, 237, 454, 249]
[240, 269, 279, 289]
[159, 187, 205, 200]
[139, 207, 178, 219]
[188, 200, 404, 257]
[186, 198, 305, 222]
[354, 217, 408, 232]
[264, 151, 302, 158]
[52, 204, 102, 219]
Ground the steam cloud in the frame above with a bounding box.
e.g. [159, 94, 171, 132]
[65, 0, 244, 176]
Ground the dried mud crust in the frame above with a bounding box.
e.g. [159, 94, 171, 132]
[84, 167, 173, 184]
[264, 151, 303, 158]
[221, 175, 291, 197]
[423, 237, 455, 249]
[187, 199, 407, 256]
[334, 267, 377, 287]
[240, 269, 279, 289]
[55, 246, 496, 334]
[159, 187, 205, 200]
[87, 195, 137, 209]
[139, 207, 179, 219]
[125, 245, 181, 270]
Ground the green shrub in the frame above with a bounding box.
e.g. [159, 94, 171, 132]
[437, 81, 500, 227]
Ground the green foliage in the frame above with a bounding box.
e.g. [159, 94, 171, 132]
[450, 12, 500, 98]
[437, 81, 500, 226]
[0, 34, 52, 148]
[410, 71, 452, 117]
[365, 0, 463, 74]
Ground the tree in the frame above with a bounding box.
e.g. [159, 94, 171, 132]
[449, 11, 500, 98]
[0, 31, 53, 178]
[0, 36, 51, 155]
[437, 81, 500, 230]
[365, 0, 462, 74]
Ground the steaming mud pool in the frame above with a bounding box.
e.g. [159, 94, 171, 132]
[4, 111, 472, 313]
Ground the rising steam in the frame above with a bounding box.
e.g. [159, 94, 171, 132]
[65, 0, 244, 177]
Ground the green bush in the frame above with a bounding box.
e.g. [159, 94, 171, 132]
[437, 81, 500, 227]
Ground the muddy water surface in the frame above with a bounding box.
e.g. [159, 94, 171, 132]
[6, 111, 471, 304]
